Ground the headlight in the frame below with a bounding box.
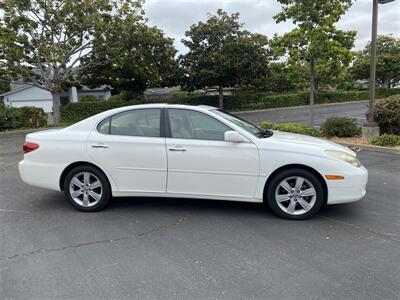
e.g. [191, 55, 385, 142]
[325, 150, 361, 167]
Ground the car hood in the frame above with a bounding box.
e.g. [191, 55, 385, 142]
[259, 130, 356, 156]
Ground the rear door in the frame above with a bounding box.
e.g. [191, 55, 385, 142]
[165, 108, 259, 200]
[87, 108, 167, 194]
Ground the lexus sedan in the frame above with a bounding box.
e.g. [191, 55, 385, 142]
[19, 104, 368, 219]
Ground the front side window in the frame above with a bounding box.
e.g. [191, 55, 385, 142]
[212, 109, 271, 138]
[97, 109, 161, 137]
[168, 109, 231, 141]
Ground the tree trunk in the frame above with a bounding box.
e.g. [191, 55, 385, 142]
[51, 91, 61, 124]
[309, 56, 315, 126]
[218, 85, 224, 110]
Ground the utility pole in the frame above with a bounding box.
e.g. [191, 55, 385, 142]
[362, 0, 395, 139]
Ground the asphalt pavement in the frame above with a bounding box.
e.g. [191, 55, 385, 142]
[1, 131, 399, 300]
[236, 100, 369, 126]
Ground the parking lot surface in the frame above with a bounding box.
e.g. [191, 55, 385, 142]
[1, 131, 399, 299]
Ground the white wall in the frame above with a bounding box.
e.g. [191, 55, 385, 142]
[4, 85, 112, 113]
[9, 100, 53, 113]
[5, 86, 53, 112]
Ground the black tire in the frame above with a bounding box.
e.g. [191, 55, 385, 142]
[64, 165, 111, 212]
[266, 168, 325, 220]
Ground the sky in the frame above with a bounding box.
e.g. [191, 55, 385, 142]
[144, 0, 400, 53]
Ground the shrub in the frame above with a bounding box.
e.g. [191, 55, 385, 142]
[259, 121, 274, 130]
[321, 117, 360, 137]
[80, 95, 99, 102]
[61, 99, 128, 123]
[260, 121, 322, 137]
[370, 134, 400, 147]
[373, 94, 400, 134]
[0, 105, 47, 130]
[0, 103, 7, 127]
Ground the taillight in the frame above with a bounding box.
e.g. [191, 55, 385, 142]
[23, 142, 39, 154]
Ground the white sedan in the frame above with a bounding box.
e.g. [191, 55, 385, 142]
[19, 104, 368, 219]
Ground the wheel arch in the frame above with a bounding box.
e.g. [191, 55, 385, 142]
[59, 161, 112, 191]
[263, 164, 328, 204]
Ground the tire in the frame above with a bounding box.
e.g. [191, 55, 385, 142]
[64, 165, 111, 212]
[266, 168, 325, 220]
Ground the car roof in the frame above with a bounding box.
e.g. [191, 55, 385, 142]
[112, 103, 218, 112]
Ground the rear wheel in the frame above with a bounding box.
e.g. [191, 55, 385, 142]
[64, 165, 111, 212]
[266, 168, 324, 220]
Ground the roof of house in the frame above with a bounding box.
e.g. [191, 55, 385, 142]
[0, 84, 111, 98]
[0, 84, 34, 97]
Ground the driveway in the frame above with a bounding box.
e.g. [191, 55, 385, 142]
[1, 131, 399, 299]
[236, 100, 369, 126]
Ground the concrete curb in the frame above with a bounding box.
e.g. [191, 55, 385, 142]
[337, 142, 400, 155]
[233, 100, 369, 114]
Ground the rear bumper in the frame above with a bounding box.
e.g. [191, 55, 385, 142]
[19, 159, 62, 191]
[326, 165, 368, 205]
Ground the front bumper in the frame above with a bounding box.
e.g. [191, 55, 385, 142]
[326, 165, 368, 205]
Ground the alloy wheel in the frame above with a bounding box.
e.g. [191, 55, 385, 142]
[69, 172, 103, 207]
[274, 176, 317, 216]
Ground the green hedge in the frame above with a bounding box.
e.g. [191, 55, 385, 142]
[0, 103, 47, 130]
[260, 121, 322, 137]
[167, 88, 400, 111]
[61, 99, 140, 123]
[60, 88, 400, 123]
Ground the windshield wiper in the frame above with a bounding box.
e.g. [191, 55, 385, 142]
[256, 129, 273, 138]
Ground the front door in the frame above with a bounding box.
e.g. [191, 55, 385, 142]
[166, 108, 259, 200]
[87, 108, 167, 194]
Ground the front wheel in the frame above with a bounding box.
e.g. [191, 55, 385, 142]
[266, 168, 325, 220]
[64, 165, 111, 212]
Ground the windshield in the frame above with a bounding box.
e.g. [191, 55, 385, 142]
[212, 110, 272, 138]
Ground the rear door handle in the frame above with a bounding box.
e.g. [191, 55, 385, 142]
[91, 144, 109, 149]
[168, 147, 186, 152]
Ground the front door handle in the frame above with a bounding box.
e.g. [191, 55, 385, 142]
[91, 144, 109, 149]
[168, 147, 186, 152]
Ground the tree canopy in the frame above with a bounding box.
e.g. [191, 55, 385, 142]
[179, 9, 271, 109]
[352, 35, 400, 88]
[0, 0, 144, 123]
[82, 15, 178, 95]
[272, 0, 356, 123]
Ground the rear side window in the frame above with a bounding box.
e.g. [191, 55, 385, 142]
[97, 109, 161, 137]
[97, 118, 110, 134]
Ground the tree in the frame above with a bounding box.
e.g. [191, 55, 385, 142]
[0, 67, 10, 94]
[273, 0, 356, 124]
[180, 9, 270, 109]
[352, 35, 400, 88]
[82, 16, 178, 95]
[0, 0, 143, 124]
[252, 62, 308, 93]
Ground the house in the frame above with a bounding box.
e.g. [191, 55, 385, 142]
[0, 84, 112, 113]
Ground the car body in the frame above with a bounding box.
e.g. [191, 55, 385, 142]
[19, 104, 368, 219]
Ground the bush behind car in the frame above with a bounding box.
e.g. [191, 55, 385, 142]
[373, 94, 400, 135]
[0, 103, 47, 130]
[321, 117, 361, 137]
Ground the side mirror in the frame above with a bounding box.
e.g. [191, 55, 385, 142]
[224, 131, 248, 143]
